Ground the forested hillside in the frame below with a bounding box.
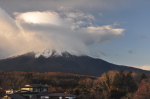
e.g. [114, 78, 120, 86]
[0, 71, 150, 99]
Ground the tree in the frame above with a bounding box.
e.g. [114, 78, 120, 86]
[78, 78, 93, 89]
[111, 71, 137, 99]
[74, 89, 80, 95]
[134, 78, 150, 99]
[140, 73, 147, 82]
[113, 71, 126, 90]
[98, 72, 112, 93]
[97, 71, 119, 91]
[125, 71, 137, 92]
[95, 71, 119, 99]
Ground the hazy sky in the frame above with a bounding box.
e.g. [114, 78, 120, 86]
[0, 0, 150, 70]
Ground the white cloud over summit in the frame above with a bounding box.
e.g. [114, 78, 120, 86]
[0, 7, 124, 58]
[15, 11, 62, 26]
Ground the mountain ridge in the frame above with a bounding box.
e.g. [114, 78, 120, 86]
[0, 52, 149, 76]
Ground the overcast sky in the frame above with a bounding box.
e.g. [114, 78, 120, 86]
[0, 0, 150, 70]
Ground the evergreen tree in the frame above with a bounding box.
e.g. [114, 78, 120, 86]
[112, 71, 126, 90]
[140, 73, 147, 82]
[111, 71, 137, 99]
[125, 71, 137, 92]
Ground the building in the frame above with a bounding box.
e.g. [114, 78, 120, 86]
[2, 94, 26, 99]
[20, 84, 49, 93]
[4, 84, 76, 99]
[16, 84, 50, 99]
[5, 89, 13, 94]
[46, 93, 76, 99]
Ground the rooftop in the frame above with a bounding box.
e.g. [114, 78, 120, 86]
[47, 93, 76, 97]
[7, 94, 26, 99]
[23, 84, 48, 88]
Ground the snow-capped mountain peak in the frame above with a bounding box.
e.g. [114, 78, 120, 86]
[4, 49, 86, 60]
[33, 49, 85, 58]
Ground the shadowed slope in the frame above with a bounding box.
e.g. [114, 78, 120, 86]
[0, 52, 149, 76]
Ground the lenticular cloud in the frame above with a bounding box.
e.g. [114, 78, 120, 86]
[0, 7, 124, 58]
[15, 11, 62, 25]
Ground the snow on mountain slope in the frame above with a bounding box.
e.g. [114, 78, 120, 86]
[6, 49, 85, 59]
[34, 49, 85, 58]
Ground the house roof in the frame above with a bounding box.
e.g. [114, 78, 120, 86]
[7, 94, 26, 99]
[22, 84, 48, 88]
[47, 93, 76, 97]
[16, 91, 52, 95]
[0, 89, 5, 92]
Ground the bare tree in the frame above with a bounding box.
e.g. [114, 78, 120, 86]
[134, 78, 150, 99]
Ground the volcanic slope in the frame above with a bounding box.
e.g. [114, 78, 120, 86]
[0, 51, 149, 76]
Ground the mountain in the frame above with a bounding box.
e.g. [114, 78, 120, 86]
[0, 51, 149, 76]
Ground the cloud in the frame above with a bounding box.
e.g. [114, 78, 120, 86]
[0, 7, 20, 57]
[140, 36, 150, 39]
[132, 65, 150, 71]
[15, 11, 62, 26]
[128, 50, 135, 54]
[0, 0, 140, 14]
[0, 7, 124, 58]
[140, 66, 150, 71]
[0, 7, 45, 58]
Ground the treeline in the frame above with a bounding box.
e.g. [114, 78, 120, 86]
[0, 71, 95, 89]
[0, 70, 150, 99]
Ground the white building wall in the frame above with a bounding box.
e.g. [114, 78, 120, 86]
[65, 97, 76, 99]
[59, 97, 62, 99]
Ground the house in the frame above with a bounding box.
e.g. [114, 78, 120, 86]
[3, 84, 76, 99]
[46, 93, 76, 99]
[5, 89, 13, 94]
[20, 84, 49, 93]
[2, 94, 26, 99]
[15, 84, 50, 99]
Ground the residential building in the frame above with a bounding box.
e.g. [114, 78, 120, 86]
[3, 84, 76, 99]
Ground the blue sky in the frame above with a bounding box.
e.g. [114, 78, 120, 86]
[97, 1, 150, 67]
[0, 0, 150, 70]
